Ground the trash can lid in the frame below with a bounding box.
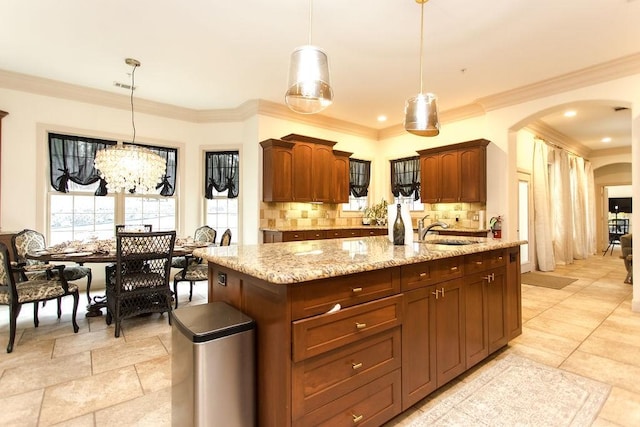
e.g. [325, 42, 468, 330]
[171, 302, 255, 343]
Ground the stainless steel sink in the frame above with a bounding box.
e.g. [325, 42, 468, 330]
[424, 239, 479, 246]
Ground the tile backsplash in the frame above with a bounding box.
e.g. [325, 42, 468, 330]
[260, 201, 488, 230]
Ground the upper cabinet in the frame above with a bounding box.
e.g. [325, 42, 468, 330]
[261, 134, 352, 203]
[417, 139, 489, 204]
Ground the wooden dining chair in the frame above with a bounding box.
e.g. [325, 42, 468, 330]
[220, 229, 232, 246]
[0, 242, 79, 353]
[105, 231, 175, 337]
[171, 225, 217, 269]
[171, 226, 217, 308]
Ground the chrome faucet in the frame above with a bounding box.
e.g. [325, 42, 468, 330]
[419, 221, 449, 241]
[417, 215, 430, 240]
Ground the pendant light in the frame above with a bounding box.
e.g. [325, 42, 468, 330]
[285, 0, 333, 114]
[404, 0, 440, 137]
[94, 58, 166, 193]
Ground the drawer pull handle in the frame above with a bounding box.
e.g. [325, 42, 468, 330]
[352, 287, 363, 293]
[450, 266, 459, 272]
[498, 256, 503, 260]
[352, 414, 363, 423]
[475, 261, 483, 265]
[355, 322, 367, 330]
[419, 272, 427, 277]
[352, 362, 363, 370]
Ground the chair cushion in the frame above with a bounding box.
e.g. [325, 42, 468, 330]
[62, 265, 91, 281]
[176, 264, 208, 282]
[171, 256, 187, 269]
[0, 280, 78, 304]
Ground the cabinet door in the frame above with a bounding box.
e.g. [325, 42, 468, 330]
[434, 278, 465, 386]
[459, 146, 486, 202]
[402, 287, 436, 409]
[438, 151, 460, 203]
[332, 153, 350, 203]
[487, 267, 508, 353]
[506, 248, 522, 339]
[292, 142, 314, 201]
[313, 144, 334, 202]
[464, 271, 488, 369]
[261, 140, 293, 202]
[420, 154, 440, 203]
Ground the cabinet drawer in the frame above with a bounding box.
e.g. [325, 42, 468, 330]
[283, 231, 307, 242]
[465, 249, 506, 273]
[294, 370, 402, 427]
[292, 328, 401, 420]
[401, 257, 463, 291]
[360, 228, 386, 237]
[291, 268, 401, 320]
[292, 295, 403, 362]
[326, 229, 360, 239]
[305, 230, 327, 240]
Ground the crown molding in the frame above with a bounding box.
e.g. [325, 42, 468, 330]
[477, 52, 640, 111]
[1, 52, 638, 140]
[587, 145, 631, 158]
[525, 120, 591, 158]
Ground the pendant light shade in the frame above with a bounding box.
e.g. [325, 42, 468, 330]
[285, 0, 333, 114]
[405, 93, 439, 136]
[404, 0, 440, 137]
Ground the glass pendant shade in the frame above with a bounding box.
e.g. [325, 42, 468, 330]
[285, 45, 333, 114]
[95, 145, 166, 194]
[404, 93, 439, 136]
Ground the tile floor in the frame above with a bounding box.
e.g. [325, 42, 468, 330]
[1, 250, 639, 426]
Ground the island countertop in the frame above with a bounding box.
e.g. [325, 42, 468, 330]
[193, 235, 525, 285]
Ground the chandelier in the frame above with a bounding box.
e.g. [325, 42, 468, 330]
[94, 58, 166, 193]
[404, 0, 440, 137]
[284, 0, 333, 114]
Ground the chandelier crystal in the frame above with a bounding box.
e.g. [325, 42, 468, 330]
[94, 58, 166, 194]
[95, 145, 166, 193]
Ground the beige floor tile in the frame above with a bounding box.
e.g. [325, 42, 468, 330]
[537, 306, 608, 330]
[0, 351, 91, 398]
[598, 386, 640, 426]
[524, 315, 594, 342]
[503, 342, 566, 367]
[94, 386, 170, 427]
[135, 355, 171, 393]
[91, 336, 168, 375]
[561, 350, 640, 395]
[51, 413, 95, 427]
[0, 338, 54, 372]
[53, 328, 124, 358]
[510, 326, 581, 358]
[0, 388, 43, 426]
[39, 365, 143, 426]
[579, 334, 640, 367]
[120, 315, 172, 343]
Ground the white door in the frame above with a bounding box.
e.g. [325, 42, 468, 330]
[518, 173, 533, 273]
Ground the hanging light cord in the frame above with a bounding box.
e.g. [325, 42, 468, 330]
[308, 0, 313, 45]
[129, 62, 138, 144]
[419, 1, 425, 94]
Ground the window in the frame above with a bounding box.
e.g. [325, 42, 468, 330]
[342, 159, 371, 212]
[204, 151, 239, 243]
[390, 156, 424, 211]
[47, 133, 178, 244]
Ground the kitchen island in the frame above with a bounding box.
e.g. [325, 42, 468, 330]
[194, 235, 524, 426]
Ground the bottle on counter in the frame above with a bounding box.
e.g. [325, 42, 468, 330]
[393, 204, 405, 245]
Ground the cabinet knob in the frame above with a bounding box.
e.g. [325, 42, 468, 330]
[352, 362, 363, 370]
[419, 272, 427, 277]
[355, 322, 367, 330]
[352, 414, 364, 423]
[475, 261, 483, 265]
[352, 287, 363, 293]
[450, 266, 459, 272]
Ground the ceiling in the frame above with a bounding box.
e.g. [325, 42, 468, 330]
[2, 0, 639, 152]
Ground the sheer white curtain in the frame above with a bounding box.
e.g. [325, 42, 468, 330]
[585, 161, 597, 255]
[572, 156, 588, 259]
[551, 149, 574, 264]
[533, 140, 556, 271]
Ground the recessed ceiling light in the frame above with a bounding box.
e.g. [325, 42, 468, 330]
[601, 137, 612, 143]
[377, 115, 387, 122]
[563, 110, 576, 117]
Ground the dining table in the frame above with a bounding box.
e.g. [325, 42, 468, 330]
[25, 237, 212, 317]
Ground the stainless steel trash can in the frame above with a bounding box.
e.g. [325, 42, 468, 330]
[172, 302, 255, 427]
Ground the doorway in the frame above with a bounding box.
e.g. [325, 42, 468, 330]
[518, 172, 533, 273]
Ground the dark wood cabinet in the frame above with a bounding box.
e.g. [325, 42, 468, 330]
[260, 139, 295, 202]
[261, 134, 351, 203]
[263, 227, 386, 243]
[506, 247, 522, 340]
[418, 139, 489, 203]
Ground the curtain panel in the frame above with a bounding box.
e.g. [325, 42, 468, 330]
[205, 151, 239, 199]
[390, 156, 420, 201]
[125, 142, 178, 196]
[349, 159, 371, 197]
[48, 133, 116, 196]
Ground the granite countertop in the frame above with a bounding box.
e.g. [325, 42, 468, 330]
[193, 235, 526, 285]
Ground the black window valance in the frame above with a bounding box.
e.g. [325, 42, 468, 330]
[48, 133, 116, 196]
[125, 142, 178, 196]
[349, 159, 371, 198]
[205, 151, 239, 199]
[390, 156, 420, 201]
